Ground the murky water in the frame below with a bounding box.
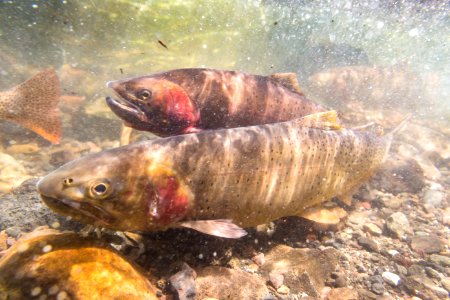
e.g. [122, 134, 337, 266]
[0, 1, 449, 299]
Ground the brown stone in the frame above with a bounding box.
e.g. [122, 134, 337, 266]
[195, 266, 268, 300]
[325, 287, 358, 300]
[410, 235, 444, 254]
[261, 245, 340, 297]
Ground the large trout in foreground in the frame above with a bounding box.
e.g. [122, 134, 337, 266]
[106, 68, 329, 136]
[37, 111, 405, 238]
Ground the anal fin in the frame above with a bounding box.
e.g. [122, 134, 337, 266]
[179, 219, 247, 238]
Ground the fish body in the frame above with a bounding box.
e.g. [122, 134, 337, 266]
[0, 69, 61, 143]
[106, 68, 327, 136]
[37, 112, 399, 238]
[307, 65, 437, 110]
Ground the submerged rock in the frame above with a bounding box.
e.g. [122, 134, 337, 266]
[410, 235, 444, 254]
[0, 178, 81, 232]
[370, 155, 425, 195]
[0, 152, 31, 193]
[386, 212, 411, 239]
[169, 263, 197, 300]
[261, 245, 340, 297]
[195, 266, 269, 300]
[0, 228, 159, 299]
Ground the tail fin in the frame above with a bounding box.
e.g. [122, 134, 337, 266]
[8, 69, 62, 144]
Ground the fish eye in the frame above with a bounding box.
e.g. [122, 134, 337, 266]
[88, 180, 111, 199]
[137, 89, 152, 100]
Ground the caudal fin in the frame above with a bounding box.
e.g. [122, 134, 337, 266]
[7, 69, 62, 144]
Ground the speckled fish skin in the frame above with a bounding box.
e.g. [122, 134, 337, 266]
[106, 68, 328, 136]
[37, 112, 395, 235]
[0, 69, 61, 143]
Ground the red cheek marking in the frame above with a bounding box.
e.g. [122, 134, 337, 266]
[146, 176, 189, 225]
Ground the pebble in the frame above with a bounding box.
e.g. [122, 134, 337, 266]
[268, 271, 284, 289]
[363, 223, 383, 236]
[404, 275, 449, 299]
[442, 207, 450, 226]
[5, 226, 21, 238]
[395, 264, 408, 277]
[407, 264, 425, 276]
[442, 278, 450, 292]
[410, 235, 444, 254]
[368, 275, 385, 295]
[370, 282, 385, 295]
[334, 275, 347, 288]
[382, 272, 401, 286]
[251, 253, 265, 266]
[380, 194, 407, 209]
[325, 287, 358, 300]
[386, 212, 410, 239]
[423, 189, 443, 208]
[424, 267, 443, 280]
[276, 285, 290, 295]
[429, 254, 450, 267]
[358, 237, 379, 253]
[387, 249, 399, 257]
[169, 263, 197, 300]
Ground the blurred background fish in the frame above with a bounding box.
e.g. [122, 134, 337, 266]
[0, 69, 62, 144]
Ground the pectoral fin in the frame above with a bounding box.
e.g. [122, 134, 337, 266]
[300, 206, 347, 224]
[179, 219, 247, 238]
[184, 126, 202, 134]
[296, 110, 342, 130]
[269, 73, 304, 95]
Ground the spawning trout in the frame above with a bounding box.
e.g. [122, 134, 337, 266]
[106, 68, 329, 136]
[37, 111, 404, 238]
[0, 69, 61, 144]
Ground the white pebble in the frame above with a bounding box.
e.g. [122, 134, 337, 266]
[387, 249, 400, 257]
[382, 271, 401, 286]
[42, 245, 52, 253]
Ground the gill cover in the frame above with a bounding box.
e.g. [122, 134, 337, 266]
[144, 164, 192, 225]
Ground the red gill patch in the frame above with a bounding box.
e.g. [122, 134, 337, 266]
[146, 175, 189, 225]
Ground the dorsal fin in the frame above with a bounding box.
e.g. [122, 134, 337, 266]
[295, 110, 342, 130]
[269, 73, 304, 95]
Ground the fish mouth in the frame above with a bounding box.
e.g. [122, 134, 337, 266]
[106, 96, 149, 123]
[40, 195, 116, 225]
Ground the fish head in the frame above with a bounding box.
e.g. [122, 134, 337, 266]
[37, 146, 192, 231]
[106, 77, 199, 136]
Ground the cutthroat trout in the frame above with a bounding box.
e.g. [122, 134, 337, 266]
[37, 111, 404, 238]
[106, 68, 328, 136]
[0, 69, 61, 144]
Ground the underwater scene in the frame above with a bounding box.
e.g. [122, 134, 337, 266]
[0, 0, 449, 299]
